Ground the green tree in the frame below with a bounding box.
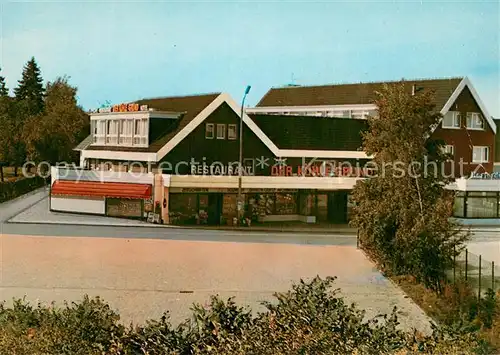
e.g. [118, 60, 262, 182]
[23, 76, 89, 164]
[0, 97, 28, 177]
[0, 67, 8, 97]
[14, 57, 45, 115]
[350, 81, 469, 292]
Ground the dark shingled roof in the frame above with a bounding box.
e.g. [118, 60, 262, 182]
[257, 77, 463, 110]
[84, 93, 220, 153]
[249, 114, 368, 151]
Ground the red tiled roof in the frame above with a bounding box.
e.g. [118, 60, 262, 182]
[51, 180, 152, 199]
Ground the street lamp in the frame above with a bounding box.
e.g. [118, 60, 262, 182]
[237, 85, 251, 225]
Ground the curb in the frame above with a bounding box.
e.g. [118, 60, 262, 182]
[5, 219, 358, 235]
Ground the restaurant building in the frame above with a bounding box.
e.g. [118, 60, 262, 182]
[52, 77, 498, 223]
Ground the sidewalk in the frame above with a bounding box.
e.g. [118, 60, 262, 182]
[5, 194, 357, 235]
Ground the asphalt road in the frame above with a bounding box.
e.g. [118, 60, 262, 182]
[0, 189, 357, 246]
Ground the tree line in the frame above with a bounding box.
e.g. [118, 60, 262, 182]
[0, 57, 89, 181]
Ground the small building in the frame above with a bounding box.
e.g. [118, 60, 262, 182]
[53, 77, 499, 223]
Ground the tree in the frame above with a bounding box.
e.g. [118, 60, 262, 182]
[0, 67, 8, 97]
[350, 81, 469, 292]
[23, 76, 89, 164]
[14, 57, 45, 115]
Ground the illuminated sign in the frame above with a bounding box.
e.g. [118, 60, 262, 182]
[470, 172, 500, 180]
[111, 103, 148, 112]
[271, 165, 374, 177]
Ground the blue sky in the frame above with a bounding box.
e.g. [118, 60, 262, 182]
[1, 0, 499, 116]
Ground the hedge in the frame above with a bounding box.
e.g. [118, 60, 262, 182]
[0, 176, 48, 203]
[0, 277, 493, 355]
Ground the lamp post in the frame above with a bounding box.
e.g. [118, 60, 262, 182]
[237, 85, 251, 225]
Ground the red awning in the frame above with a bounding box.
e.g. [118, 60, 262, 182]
[51, 180, 152, 199]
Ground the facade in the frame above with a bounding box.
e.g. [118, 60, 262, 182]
[53, 77, 498, 224]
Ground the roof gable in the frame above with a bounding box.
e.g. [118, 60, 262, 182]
[257, 78, 463, 110]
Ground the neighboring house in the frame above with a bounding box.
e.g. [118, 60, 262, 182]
[53, 77, 498, 224]
[250, 77, 496, 177]
[495, 118, 500, 173]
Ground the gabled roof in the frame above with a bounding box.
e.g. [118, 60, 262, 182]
[249, 114, 367, 151]
[257, 77, 496, 134]
[84, 93, 221, 153]
[257, 77, 463, 109]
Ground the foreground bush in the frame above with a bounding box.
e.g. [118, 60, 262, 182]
[0, 277, 490, 354]
[0, 175, 47, 203]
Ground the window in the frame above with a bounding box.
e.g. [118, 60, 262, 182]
[132, 118, 148, 146]
[106, 120, 119, 144]
[119, 120, 133, 145]
[205, 123, 214, 139]
[351, 110, 364, 119]
[228, 124, 237, 140]
[93, 120, 106, 145]
[442, 111, 461, 128]
[466, 112, 484, 130]
[472, 146, 489, 163]
[342, 110, 351, 118]
[216, 124, 226, 139]
[443, 145, 454, 156]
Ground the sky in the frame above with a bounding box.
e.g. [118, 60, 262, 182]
[1, 0, 499, 117]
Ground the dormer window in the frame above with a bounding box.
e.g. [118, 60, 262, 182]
[205, 123, 214, 139]
[442, 111, 461, 129]
[466, 112, 484, 130]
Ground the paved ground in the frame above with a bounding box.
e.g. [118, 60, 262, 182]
[0, 234, 433, 333]
[3, 188, 497, 334]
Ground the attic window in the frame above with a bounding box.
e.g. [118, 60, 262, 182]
[205, 123, 214, 139]
[466, 113, 484, 130]
[228, 124, 237, 140]
[216, 124, 226, 139]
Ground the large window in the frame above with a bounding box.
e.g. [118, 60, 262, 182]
[133, 119, 148, 145]
[275, 193, 297, 215]
[93, 120, 106, 144]
[106, 120, 119, 144]
[466, 112, 484, 130]
[472, 146, 489, 163]
[442, 111, 461, 129]
[119, 120, 133, 145]
[466, 192, 498, 218]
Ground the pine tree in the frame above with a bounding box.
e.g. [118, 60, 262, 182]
[0, 67, 8, 97]
[14, 57, 45, 114]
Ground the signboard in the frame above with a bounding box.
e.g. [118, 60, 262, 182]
[91, 103, 149, 114]
[271, 164, 374, 177]
[169, 187, 299, 193]
[190, 163, 253, 176]
[470, 172, 500, 180]
[111, 103, 149, 113]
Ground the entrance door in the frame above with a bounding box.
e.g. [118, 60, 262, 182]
[207, 193, 223, 225]
[327, 191, 348, 224]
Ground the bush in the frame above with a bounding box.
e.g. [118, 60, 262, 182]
[0, 277, 490, 354]
[0, 175, 48, 203]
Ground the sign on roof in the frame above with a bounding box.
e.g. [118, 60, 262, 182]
[111, 103, 149, 112]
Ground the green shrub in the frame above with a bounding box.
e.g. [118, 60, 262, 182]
[0, 277, 491, 354]
[0, 175, 48, 203]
